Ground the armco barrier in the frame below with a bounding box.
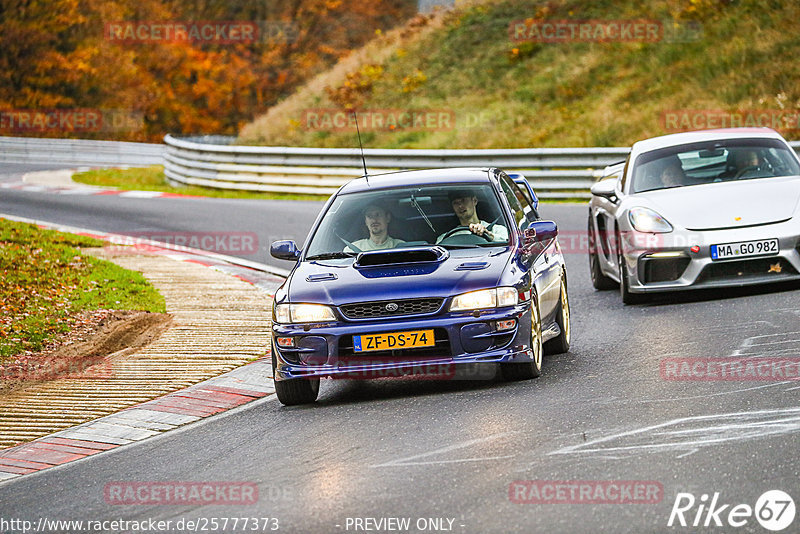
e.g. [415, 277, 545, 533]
[163, 135, 800, 199]
[0, 136, 163, 167]
[3, 135, 798, 199]
[163, 135, 629, 199]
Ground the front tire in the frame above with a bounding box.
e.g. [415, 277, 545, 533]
[544, 276, 570, 354]
[272, 347, 320, 405]
[501, 298, 543, 380]
[589, 217, 616, 290]
[616, 231, 647, 305]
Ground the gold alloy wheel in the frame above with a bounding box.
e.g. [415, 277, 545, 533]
[560, 280, 570, 346]
[532, 301, 542, 370]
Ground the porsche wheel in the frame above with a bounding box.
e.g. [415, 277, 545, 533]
[589, 217, 616, 290]
[616, 231, 647, 305]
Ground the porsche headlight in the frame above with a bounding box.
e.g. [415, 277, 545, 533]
[628, 207, 673, 233]
[274, 303, 335, 324]
[450, 287, 518, 311]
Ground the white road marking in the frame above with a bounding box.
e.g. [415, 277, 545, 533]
[118, 191, 163, 198]
[371, 431, 519, 468]
[595, 382, 793, 405]
[731, 331, 800, 357]
[548, 407, 800, 458]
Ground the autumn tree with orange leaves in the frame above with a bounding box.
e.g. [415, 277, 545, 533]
[0, 0, 415, 141]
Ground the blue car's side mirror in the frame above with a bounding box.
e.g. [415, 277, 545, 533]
[271, 240, 301, 261]
[530, 220, 558, 242]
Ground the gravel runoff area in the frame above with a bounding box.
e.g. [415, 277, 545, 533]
[0, 241, 283, 479]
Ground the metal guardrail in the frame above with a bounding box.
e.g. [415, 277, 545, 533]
[163, 135, 800, 199]
[164, 135, 630, 199]
[4, 135, 799, 199]
[0, 136, 163, 167]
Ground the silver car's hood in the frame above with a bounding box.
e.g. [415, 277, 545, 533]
[642, 176, 800, 230]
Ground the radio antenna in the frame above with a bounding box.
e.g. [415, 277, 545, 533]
[352, 110, 369, 182]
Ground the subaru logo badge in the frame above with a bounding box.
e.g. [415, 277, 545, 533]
[385, 303, 399, 312]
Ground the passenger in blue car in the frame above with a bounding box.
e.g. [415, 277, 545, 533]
[436, 189, 508, 243]
[344, 203, 406, 252]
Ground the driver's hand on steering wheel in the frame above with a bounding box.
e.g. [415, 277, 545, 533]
[469, 223, 493, 240]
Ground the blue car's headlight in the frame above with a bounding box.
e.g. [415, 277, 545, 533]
[628, 207, 673, 233]
[449, 287, 518, 312]
[274, 303, 335, 324]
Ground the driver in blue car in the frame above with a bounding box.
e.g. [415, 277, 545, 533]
[344, 203, 405, 252]
[436, 189, 508, 243]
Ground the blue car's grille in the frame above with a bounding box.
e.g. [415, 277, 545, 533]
[340, 298, 444, 320]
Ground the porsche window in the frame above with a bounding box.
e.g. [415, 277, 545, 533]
[631, 138, 800, 193]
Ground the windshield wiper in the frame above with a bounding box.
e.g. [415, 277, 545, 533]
[411, 192, 436, 235]
[439, 244, 481, 249]
[306, 252, 356, 260]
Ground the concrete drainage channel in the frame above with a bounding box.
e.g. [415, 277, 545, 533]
[0, 214, 287, 483]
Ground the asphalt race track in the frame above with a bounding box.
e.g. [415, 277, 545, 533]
[2, 165, 800, 533]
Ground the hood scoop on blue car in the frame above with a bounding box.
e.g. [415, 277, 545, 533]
[354, 246, 448, 268]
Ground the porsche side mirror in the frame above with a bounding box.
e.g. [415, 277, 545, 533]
[590, 179, 619, 203]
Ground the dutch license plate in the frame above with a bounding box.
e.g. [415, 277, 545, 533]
[710, 238, 779, 261]
[353, 329, 435, 352]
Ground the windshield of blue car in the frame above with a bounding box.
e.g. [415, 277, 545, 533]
[631, 138, 800, 193]
[304, 184, 511, 259]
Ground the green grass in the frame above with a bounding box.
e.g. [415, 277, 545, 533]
[0, 219, 166, 360]
[73, 166, 329, 201]
[240, 0, 800, 148]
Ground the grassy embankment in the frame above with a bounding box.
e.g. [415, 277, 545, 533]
[0, 219, 165, 360]
[240, 0, 800, 149]
[77, 0, 800, 200]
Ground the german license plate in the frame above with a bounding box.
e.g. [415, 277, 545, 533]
[353, 330, 435, 352]
[710, 238, 779, 261]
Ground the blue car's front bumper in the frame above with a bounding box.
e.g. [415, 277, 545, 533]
[272, 302, 534, 381]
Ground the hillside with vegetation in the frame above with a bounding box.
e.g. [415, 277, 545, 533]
[239, 0, 800, 148]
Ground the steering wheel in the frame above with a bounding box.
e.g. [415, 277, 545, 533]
[439, 225, 493, 242]
[439, 216, 503, 242]
[734, 165, 760, 179]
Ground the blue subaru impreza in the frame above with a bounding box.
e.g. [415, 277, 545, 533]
[269, 168, 570, 405]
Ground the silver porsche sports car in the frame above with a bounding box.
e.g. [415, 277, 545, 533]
[588, 128, 800, 304]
